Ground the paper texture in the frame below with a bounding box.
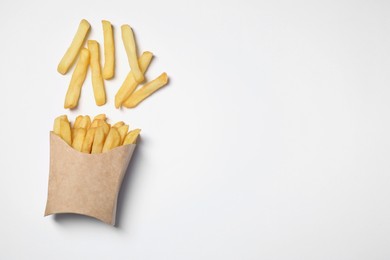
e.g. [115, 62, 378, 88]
[44, 132, 136, 225]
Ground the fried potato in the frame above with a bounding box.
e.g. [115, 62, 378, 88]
[102, 128, 121, 152]
[64, 48, 90, 109]
[72, 128, 86, 152]
[117, 124, 129, 144]
[115, 51, 153, 108]
[112, 121, 124, 128]
[123, 129, 141, 145]
[74, 115, 83, 128]
[81, 127, 96, 153]
[123, 73, 168, 108]
[121, 25, 144, 83]
[78, 115, 91, 129]
[88, 40, 106, 106]
[53, 115, 68, 136]
[91, 126, 106, 154]
[102, 20, 115, 79]
[57, 19, 90, 75]
[60, 119, 72, 146]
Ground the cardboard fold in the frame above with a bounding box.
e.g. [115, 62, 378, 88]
[44, 132, 136, 225]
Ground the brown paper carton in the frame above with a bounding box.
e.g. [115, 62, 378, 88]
[44, 132, 136, 225]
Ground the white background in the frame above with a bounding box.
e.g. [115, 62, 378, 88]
[0, 0, 390, 259]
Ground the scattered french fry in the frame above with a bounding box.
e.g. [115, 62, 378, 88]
[115, 51, 153, 108]
[123, 129, 141, 145]
[123, 73, 168, 108]
[60, 119, 72, 146]
[58, 19, 90, 75]
[81, 127, 96, 153]
[72, 128, 86, 152]
[121, 25, 144, 83]
[91, 126, 106, 154]
[102, 20, 115, 80]
[64, 48, 90, 109]
[102, 128, 121, 152]
[88, 40, 106, 106]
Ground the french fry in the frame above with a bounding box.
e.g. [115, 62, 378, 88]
[88, 40, 106, 106]
[123, 73, 168, 108]
[74, 115, 83, 128]
[96, 120, 110, 135]
[94, 113, 106, 121]
[53, 115, 68, 136]
[72, 128, 86, 152]
[117, 124, 129, 143]
[91, 126, 106, 154]
[123, 129, 141, 145]
[112, 121, 124, 128]
[121, 25, 144, 83]
[57, 19, 90, 75]
[102, 20, 115, 79]
[64, 48, 90, 109]
[81, 127, 96, 153]
[78, 115, 91, 129]
[60, 119, 72, 146]
[115, 51, 153, 108]
[102, 128, 121, 152]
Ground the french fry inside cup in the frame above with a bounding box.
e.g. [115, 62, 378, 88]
[45, 115, 141, 225]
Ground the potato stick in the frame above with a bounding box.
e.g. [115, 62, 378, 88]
[115, 51, 153, 108]
[102, 128, 121, 152]
[117, 124, 129, 144]
[88, 40, 106, 106]
[124, 73, 169, 108]
[96, 120, 110, 135]
[53, 115, 68, 135]
[72, 128, 86, 152]
[81, 127, 96, 153]
[91, 126, 106, 154]
[74, 115, 83, 128]
[57, 19, 90, 75]
[102, 20, 115, 79]
[121, 25, 144, 82]
[77, 115, 91, 129]
[112, 121, 124, 128]
[94, 114, 106, 120]
[64, 48, 90, 109]
[60, 119, 72, 146]
[123, 129, 141, 145]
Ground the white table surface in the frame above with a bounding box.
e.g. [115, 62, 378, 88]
[1, 0, 390, 259]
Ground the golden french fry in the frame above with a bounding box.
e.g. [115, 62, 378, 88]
[102, 128, 121, 152]
[88, 40, 106, 106]
[60, 119, 72, 146]
[78, 115, 91, 129]
[91, 126, 106, 154]
[72, 128, 86, 152]
[81, 127, 96, 153]
[96, 120, 110, 135]
[121, 25, 144, 83]
[117, 124, 129, 143]
[57, 19, 90, 75]
[123, 129, 141, 144]
[73, 115, 83, 128]
[91, 114, 106, 127]
[102, 20, 115, 80]
[115, 51, 153, 108]
[124, 73, 168, 108]
[112, 121, 124, 128]
[53, 115, 68, 135]
[64, 48, 90, 109]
